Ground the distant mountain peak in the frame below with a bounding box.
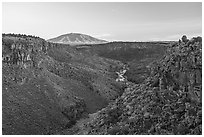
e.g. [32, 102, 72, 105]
[47, 33, 108, 45]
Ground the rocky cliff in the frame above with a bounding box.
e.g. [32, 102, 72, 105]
[2, 33, 125, 135]
[82, 36, 202, 135]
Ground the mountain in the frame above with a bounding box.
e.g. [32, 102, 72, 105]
[2, 33, 124, 135]
[47, 33, 108, 45]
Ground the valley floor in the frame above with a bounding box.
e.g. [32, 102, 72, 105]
[57, 112, 99, 135]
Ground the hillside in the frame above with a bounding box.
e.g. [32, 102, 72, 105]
[76, 41, 169, 83]
[47, 33, 108, 45]
[70, 36, 202, 135]
[2, 33, 125, 135]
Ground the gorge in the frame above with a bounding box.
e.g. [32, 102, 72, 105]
[2, 33, 202, 135]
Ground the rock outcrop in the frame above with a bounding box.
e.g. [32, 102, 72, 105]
[83, 36, 202, 135]
[2, 33, 125, 135]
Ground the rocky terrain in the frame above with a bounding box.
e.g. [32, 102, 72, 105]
[47, 33, 108, 45]
[2, 33, 125, 135]
[68, 36, 201, 135]
[2, 33, 202, 135]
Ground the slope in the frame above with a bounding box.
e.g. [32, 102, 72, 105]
[69, 36, 202, 135]
[2, 33, 125, 135]
[76, 41, 169, 83]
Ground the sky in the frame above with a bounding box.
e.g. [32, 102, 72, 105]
[2, 2, 202, 41]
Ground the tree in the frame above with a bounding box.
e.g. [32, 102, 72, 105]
[181, 35, 189, 43]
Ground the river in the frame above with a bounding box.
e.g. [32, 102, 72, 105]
[116, 65, 128, 82]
